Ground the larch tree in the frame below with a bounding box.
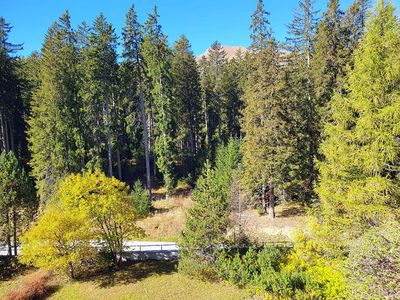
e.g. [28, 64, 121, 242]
[317, 0, 400, 243]
[172, 35, 201, 177]
[28, 11, 84, 202]
[142, 6, 176, 197]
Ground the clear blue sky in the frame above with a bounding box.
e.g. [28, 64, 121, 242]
[1, 0, 398, 57]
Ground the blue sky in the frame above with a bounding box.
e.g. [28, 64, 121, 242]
[1, 0, 398, 57]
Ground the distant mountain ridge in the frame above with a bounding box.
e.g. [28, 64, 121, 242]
[196, 45, 248, 61]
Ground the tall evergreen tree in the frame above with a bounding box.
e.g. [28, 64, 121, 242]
[285, 0, 319, 201]
[142, 6, 176, 196]
[0, 151, 36, 256]
[80, 13, 118, 176]
[219, 55, 244, 141]
[0, 17, 27, 160]
[28, 11, 84, 202]
[172, 35, 201, 177]
[122, 4, 152, 197]
[312, 0, 345, 113]
[242, 0, 295, 218]
[198, 41, 227, 161]
[341, 0, 370, 75]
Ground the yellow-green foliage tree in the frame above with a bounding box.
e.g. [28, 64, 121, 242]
[58, 169, 142, 266]
[317, 0, 400, 241]
[20, 207, 94, 279]
[21, 169, 142, 276]
[287, 1, 400, 298]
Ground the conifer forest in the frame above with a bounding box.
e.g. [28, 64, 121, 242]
[1, 0, 400, 299]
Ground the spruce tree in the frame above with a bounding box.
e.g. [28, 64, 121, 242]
[0, 151, 35, 256]
[172, 35, 201, 177]
[79, 13, 119, 176]
[0, 18, 27, 159]
[142, 6, 176, 197]
[285, 0, 319, 201]
[219, 56, 244, 140]
[28, 11, 84, 202]
[198, 41, 227, 161]
[242, 0, 295, 218]
[122, 4, 152, 197]
[180, 140, 241, 277]
[312, 0, 345, 114]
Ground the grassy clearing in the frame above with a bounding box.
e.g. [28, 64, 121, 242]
[0, 262, 249, 300]
[137, 188, 192, 242]
[139, 184, 307, 244]
[237, 202, 308, 243]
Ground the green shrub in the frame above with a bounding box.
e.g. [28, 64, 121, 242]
[347, 221, 400, 299]
[131, 180, 151, 218]
[215, 246, 308, 298]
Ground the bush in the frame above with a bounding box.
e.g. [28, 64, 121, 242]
[131, 180, 151, 218]
[215, 246, 308, 298]
[4, 271, 55, 300]
[347, 221, 400, 299]
[284, 229, 349, 299]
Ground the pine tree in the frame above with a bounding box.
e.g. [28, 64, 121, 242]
[28, 11, 84, 202]
[317, 0, 400, 240]
[172, 35, 201, 177]
[79, 13, 119, 176]
[122, 4, 152, 197]
[242, 0, 295, 218]
[142, 6, 176, 196]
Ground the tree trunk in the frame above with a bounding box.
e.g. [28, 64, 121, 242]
[268, 184, 275, 219]
[261, 184, 267, 215]
[105, 99, 113, 177]
[4, 117, 10, 153]
[6, 211, 12, 256]
[9, 119, 14, 152]
[13, 207, 17, 256]
[116, 149, 122, 181]
[68, 262, 75, 279]
[148, 98, 157, 178]
[139, 82, 152, 200]
[1, 113, 10, 153]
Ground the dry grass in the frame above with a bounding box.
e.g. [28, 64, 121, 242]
[137, 193, 192, 242]
[2, 270, 58, 300]
[236, 202, 308, 243]
[139, 185, 307, 244]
